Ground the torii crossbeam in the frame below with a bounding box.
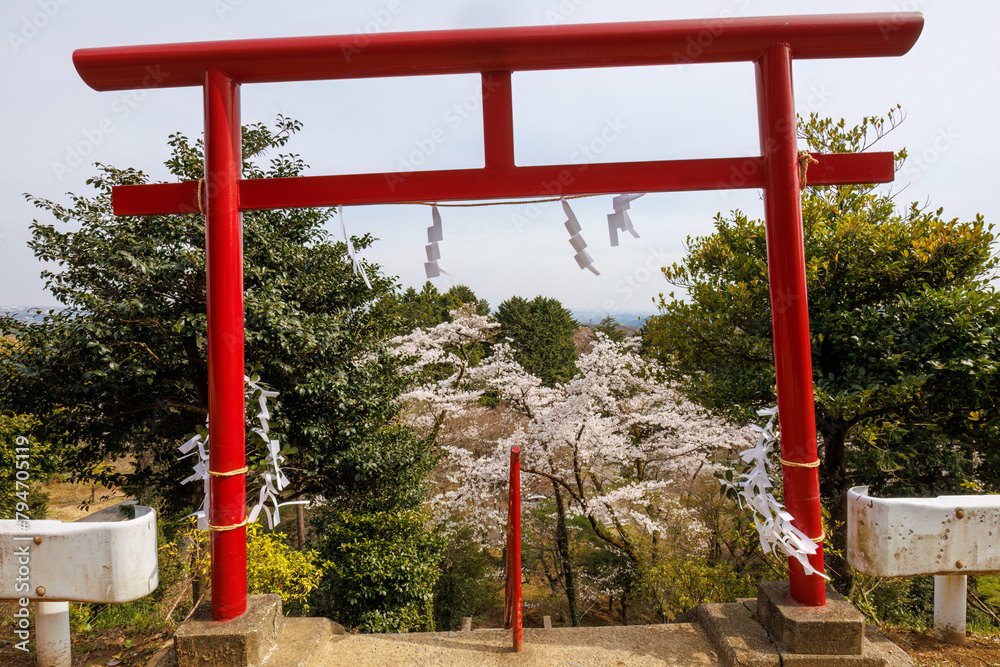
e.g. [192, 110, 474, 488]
[73, 12, 923, 621]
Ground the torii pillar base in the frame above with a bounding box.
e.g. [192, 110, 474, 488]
[164, 595, 345, 667]
[757, 581, 865, 656]
[695, 582, 913, 666]
[175, 595, 282, 667]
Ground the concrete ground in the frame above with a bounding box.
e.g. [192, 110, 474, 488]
[319, 624, 717, 666]
[147, 595, 913, 666]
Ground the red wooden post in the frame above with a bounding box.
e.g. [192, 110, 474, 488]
[204, 67, 248, 621]
[508, 446, 523, 651]
[755, 43, 826, 606]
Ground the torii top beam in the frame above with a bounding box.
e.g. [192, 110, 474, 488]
[73, 14, 923, 216]
[74, 13, 921, 90]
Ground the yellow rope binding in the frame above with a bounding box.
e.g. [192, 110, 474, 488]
[207, 466, 248, 478]
[811, 530, 825, 543]
[209, 517, 248, 533]
[779, 457, 821, 469]
[797, 150, 819, 189]
[196, 177, 205, 214]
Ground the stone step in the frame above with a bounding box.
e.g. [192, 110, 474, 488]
[262, 617, 345, 667]
[697, 600, 914, 667]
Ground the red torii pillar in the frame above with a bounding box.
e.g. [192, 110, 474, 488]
[73, 12, 923, 620]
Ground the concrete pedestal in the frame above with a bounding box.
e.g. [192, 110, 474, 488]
[694, 582, 914, 667]
[174, 595, 283, 667]
[153, 595, 345, 667]
[757, 581, 864, 655]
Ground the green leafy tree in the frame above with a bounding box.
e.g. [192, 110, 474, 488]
[0, 412, 53, 520]
[594, 314, 628, 343]
[0, 116, 428, 513]
[0, 117, 443, 628]
[431, 527, 502, 631]
[495, 295, 578, 386]
[385, 282, 489, 331]
[645, 111, 1000, 591]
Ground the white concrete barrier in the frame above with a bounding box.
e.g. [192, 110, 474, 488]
[0, 505, 158, 666]
[848, 486, 1000, 644]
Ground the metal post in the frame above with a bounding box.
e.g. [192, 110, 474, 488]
[509, 446, 523, 652]
[755, 42, 826, 606]
[204, 66, 247, 621]
[934, 574, 967, 645]
[34, 600, 71, 667]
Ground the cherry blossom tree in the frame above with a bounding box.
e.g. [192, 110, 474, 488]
[392, 310, 753, 623]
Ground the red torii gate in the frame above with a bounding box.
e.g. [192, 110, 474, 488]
[73, 12, 923, 621]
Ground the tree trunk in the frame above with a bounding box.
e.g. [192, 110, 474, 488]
[296, 504, 306, 549]
[191, 574, 201, 609]
[819, 416, 853, 595]
[553, 484, 581, 626]
[540, 548, 560, 593]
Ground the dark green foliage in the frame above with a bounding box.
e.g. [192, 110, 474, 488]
[432, 527, 503, 631]
[645, 110, 1000, 590]
[854, 576, 935, 630]
[0, 117, 445, 630]
[311, 509, 444, 633]
[495, 296, 578, 386]
[594, 315, 628, 343]
[0, 116, 433, 519]
[385, 282, 489, 331]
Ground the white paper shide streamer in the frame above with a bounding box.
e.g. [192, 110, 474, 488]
[179, 422, 212, 531]
[179, 376, 305, 531]
[727, 406, 828, 579]
[339, 208, 372, 288]
[563, 198, 599, 275]
[608, 193, 643, 246]
[424, 205, 451, 279]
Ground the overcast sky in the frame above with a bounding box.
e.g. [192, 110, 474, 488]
[1, 0, 996, 315]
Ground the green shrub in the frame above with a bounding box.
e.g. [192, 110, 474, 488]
[311, 509, 443, 633]
[161, 517, 329, 617]
[0, 414, 54, 519]
[246, 522, 328, 616]
[853, 573, 935, 631]
[432, 527, 502, 631]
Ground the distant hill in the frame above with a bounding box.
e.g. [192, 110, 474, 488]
[1, 306, 57, 324]
[571, 310, 653, 327]
[572, 321, 642, 355]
